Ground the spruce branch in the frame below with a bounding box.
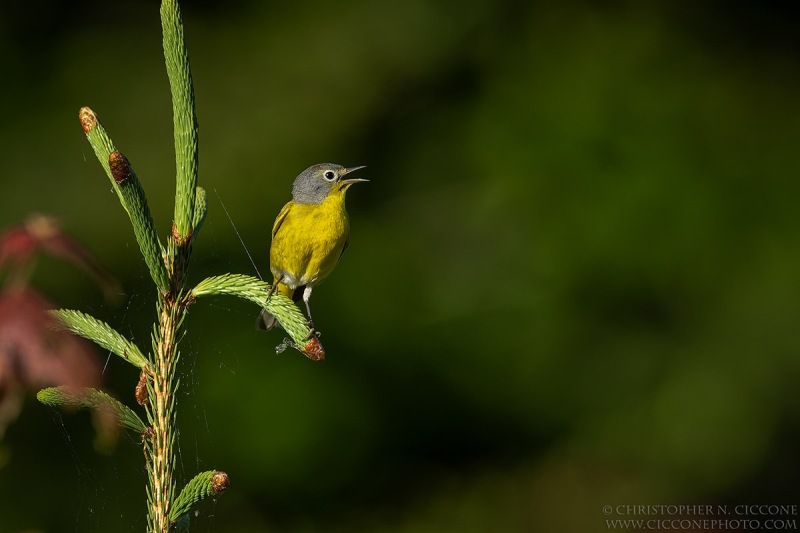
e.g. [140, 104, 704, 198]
[50, 2, 244, 530]
[169, 470, 229, 528]
[75, 3, 205, 528]
[161, 0, 198, 240]
[190, 274, 326, 361]
[78, 107, 170, 293]
[37, 386, 147, 434]
[49, 309, 149, 370]
[108, 151, 171, 293]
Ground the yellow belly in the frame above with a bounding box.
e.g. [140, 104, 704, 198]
[269, 193, 350, 293]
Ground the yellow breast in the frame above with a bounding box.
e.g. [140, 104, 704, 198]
[269, 190, 350, 290]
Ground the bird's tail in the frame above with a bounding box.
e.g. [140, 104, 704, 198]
[256, 282, 296, 330]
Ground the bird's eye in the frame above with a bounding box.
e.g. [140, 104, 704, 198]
[323, 170, 337, 181]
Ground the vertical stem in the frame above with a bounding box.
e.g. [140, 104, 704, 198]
[146, 235, 192, 533]
[146, 296, 182, 533]
[141, 2, 197, 530]
[146, 3, 197, 528]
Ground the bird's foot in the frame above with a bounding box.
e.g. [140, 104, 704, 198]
[265, 283, 277, 301]
[304, 321, 321, 340]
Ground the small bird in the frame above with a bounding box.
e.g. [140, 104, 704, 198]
[257, 163, 367, 331]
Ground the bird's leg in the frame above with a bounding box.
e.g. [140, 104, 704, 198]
[302, 285, 316, 332]
[266, 275, 283, 301]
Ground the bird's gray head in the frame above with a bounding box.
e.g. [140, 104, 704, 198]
[291, 163, 367, 204]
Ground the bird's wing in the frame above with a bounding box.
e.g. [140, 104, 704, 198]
[271, 202, 293, 239]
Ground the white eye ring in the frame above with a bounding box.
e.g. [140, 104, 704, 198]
[323, 170, 338, 181]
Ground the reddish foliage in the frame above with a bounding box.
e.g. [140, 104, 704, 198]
[0, 214, 116, 438]
[0, 214, 121, 299]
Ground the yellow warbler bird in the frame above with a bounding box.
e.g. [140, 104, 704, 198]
[257, 163, 367, 331]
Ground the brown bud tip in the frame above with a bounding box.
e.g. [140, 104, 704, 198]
[211, 471, 230, 494]
[79, 106, 98, 134]
[303, 337, 325, 362]
[135, 370, 148, 406]
[109, 151, 131, 184]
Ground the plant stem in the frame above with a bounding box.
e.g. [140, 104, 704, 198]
[144, 1, 199, 528]
[146, 289, 187, 532]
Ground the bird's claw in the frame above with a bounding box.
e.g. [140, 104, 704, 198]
[304, 322, 321, 340]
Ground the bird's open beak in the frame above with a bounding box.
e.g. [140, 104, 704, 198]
[340, 165, 368, 185]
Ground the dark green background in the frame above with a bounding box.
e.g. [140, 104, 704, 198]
[1, 0, 799, 531]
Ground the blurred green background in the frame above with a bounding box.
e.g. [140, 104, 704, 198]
[2, 0, 800, 531]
